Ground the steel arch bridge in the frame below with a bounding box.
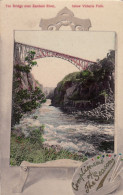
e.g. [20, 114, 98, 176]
[14, 42, 96, 70]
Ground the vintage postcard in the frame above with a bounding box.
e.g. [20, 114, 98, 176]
[10, 30, 115, 166]
[0, 1, 123, 195]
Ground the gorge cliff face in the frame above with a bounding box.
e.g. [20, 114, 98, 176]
[51, 51, 115, 122]
[21, 71, 43, 91]
[12, 59, 46, 126]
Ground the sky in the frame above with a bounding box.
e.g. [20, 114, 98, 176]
[15, 31, 115, 87]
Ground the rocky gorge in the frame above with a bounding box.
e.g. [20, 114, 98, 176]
[10, 50, 115, 165]
[51, 50, 115, 123]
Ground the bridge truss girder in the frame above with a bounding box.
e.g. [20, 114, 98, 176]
[14, 42, 96, 70]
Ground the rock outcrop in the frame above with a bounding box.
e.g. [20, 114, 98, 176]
[21, 71, 43, 91]
[51, 50, 115, 123]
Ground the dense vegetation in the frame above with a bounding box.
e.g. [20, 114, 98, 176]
[11, 51, 46, 126]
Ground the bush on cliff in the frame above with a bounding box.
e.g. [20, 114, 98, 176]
[52, 50, 115, 112]
[12, 51, 46, 126]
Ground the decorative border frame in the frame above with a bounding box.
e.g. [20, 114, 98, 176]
[39, 7, 91, 31]
[1, 2, 122, 194]
[12, 8, 116, 193]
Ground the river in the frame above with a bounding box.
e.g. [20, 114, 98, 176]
[17, 99, 114, 157]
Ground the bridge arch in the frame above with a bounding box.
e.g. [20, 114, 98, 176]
[31, 57, 80, 88]
[14, 42, 96, 71]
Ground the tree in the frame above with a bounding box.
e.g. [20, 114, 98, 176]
[12, 51, 46, 126]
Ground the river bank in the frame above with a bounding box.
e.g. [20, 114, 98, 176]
[10, 99, 114, 166]
[10, 128, 87, 166]
[60, 102, 114, 124]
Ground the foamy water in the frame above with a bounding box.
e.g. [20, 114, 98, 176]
[15, 99, 114, 156]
